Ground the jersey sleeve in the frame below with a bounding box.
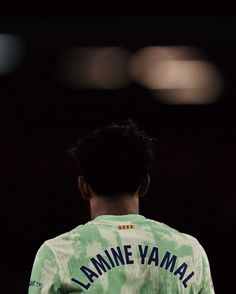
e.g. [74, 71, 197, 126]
[198, 243, 215, 294]
[28, 243, 62, 294]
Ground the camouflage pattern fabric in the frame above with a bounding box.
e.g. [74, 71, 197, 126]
[29, 214, 214, 294]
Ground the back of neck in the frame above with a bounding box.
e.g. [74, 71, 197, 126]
[89, 194, 139, 220]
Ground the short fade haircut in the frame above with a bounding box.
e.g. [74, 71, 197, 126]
[73, 120, 156, 197]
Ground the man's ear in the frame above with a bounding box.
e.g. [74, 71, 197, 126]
[137, 174, 150, 198]
[78, 176, 93, 200]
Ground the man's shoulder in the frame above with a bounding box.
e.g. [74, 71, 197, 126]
[146, 217, 200, 247]
[43, 223, 86, 250]
[43, 217, 201, 255]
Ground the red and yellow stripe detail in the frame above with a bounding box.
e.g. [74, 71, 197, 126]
[117, 224, 134, 230]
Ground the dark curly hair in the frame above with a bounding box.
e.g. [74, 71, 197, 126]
[73, 120, 156, 197]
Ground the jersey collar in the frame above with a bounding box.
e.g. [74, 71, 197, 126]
[93, 214, 146, 223]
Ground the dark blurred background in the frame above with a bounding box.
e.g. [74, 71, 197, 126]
[1, 0, 235, 293]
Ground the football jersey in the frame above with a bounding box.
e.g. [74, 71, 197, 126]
[29, 214, 214, 294]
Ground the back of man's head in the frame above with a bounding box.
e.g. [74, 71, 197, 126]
[74, 120, 156, 197]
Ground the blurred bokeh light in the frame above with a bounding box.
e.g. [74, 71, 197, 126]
[0, 34, 24, 75]
[59, 46, 131, 89]
[129, 46, 223, 104]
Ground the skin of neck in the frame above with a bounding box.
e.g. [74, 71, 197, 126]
[89, 193, 140, 220]
[78, 175, 150, 220]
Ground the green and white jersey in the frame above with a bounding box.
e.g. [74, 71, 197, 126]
[29, 214, 214, 294]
